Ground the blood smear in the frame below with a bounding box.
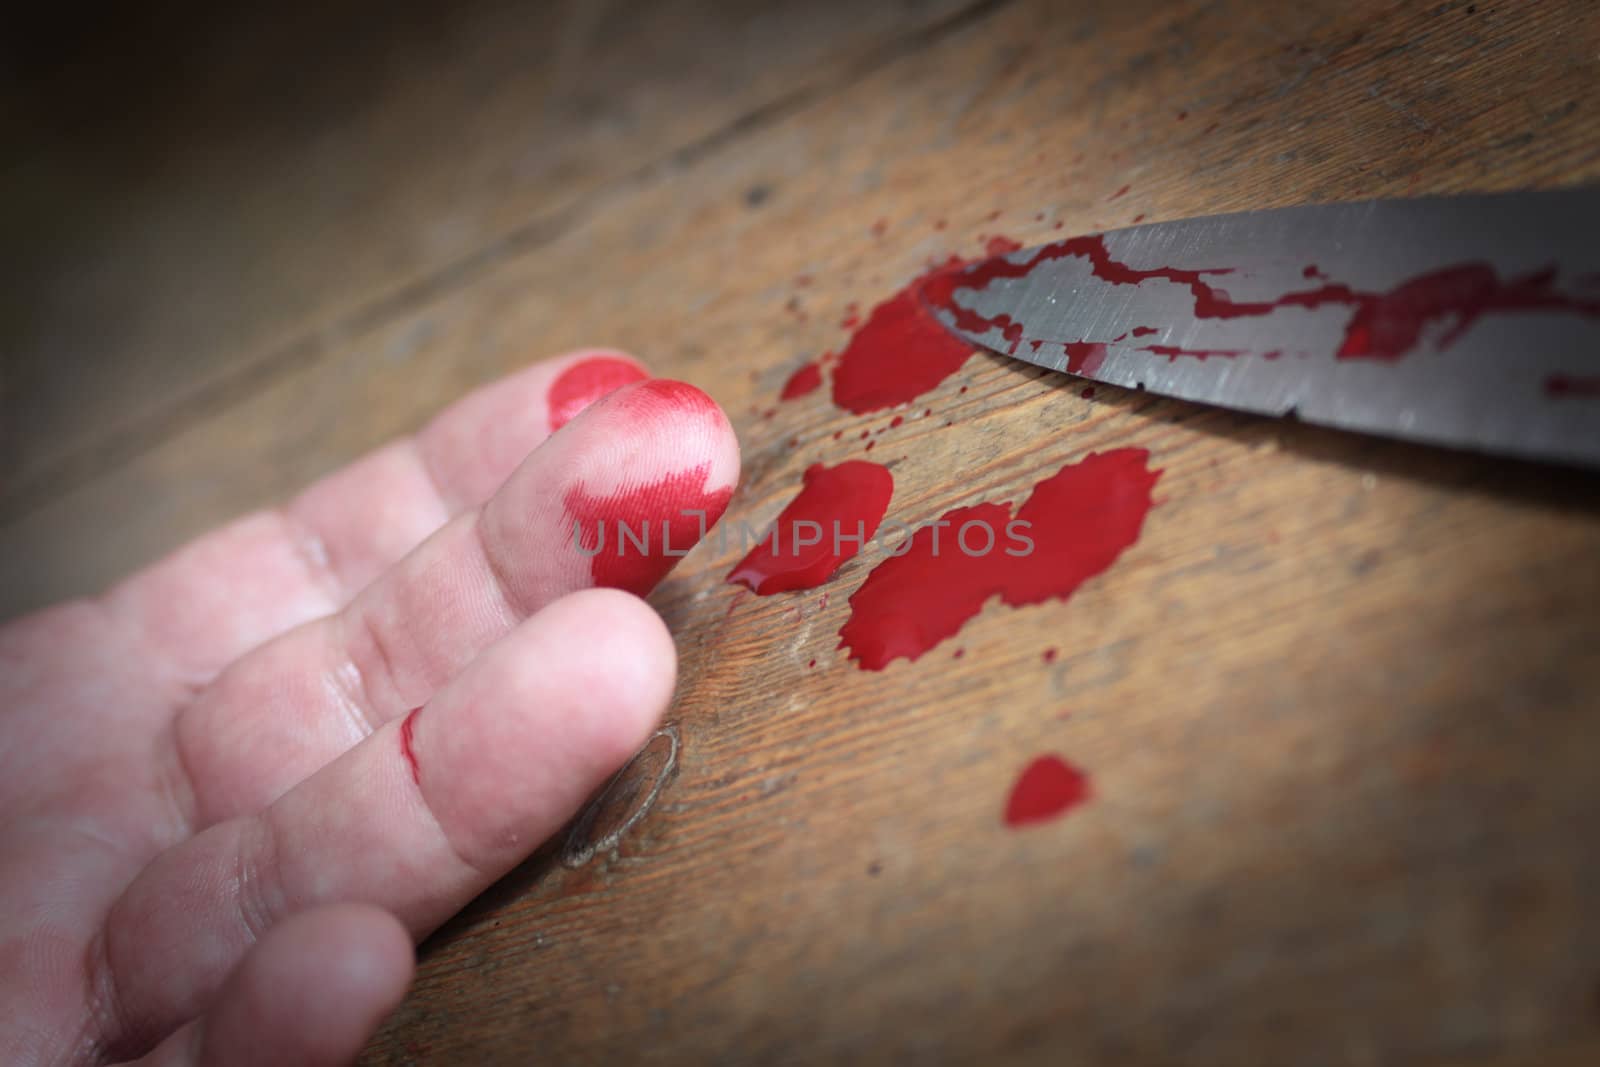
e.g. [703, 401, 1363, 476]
[838, 448, 1160, 670]
[1004, 755, 1091, 827]
[399, 708, 423, 785]
[565, 461, 734, 596]
[728, 461, 894, 595]
[921, 234, 1600, 363]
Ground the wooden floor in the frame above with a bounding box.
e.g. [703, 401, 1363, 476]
[6, 0, 1600, 1063]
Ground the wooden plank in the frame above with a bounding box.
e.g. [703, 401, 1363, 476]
[0, 0, 978, 521]
[7, 0, 1600, 1062]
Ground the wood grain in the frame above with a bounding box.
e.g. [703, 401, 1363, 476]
[0, 0, 975, 524]
[9, 0, 1600, 1062]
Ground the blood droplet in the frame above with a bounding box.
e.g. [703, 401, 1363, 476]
[780, 361, 824, 400]
[1004, 755, 1091, 828]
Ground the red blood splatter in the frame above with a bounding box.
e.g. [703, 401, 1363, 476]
[865, 440, 876, 451]
[920, 234, 1600, 363]
[762, 407, 778, 419]
[859, 429, 871, 440]
[1546, 375, 1600, 397]
[1263, 350, 1283, 360]
[1064, 342, 1108, 376]
[829, 254, 984, 413]
[808, 658, 817, 668]
[952, 647, 966, 659]
[399, 708, 423, 785]
[1140, 344, 1247, 361]
[889, 415, 904, 429]
[780, 361, 823, 400]
[832, 430, 843, 440]
[922, 408, 932, 417]
[1203, 121, 1220, 135]
[871, 218, 889, 238]
[934, 218, 948, 231]
[1080, 387, 1096, 399]
[566, 455, 734, 597]
[838, 448, 1160, 669]
[985, 210, 1003, 223]
[1053, 221, 1065, 231]
[1176, 110, 1188, 121]
[1131, 214, 1146, 224]
[985, 236, 1024, 257]
[1303, 264, 1329, 281]
[1004, 755, 1091, 828]
[727, 461, 894, 595]
[1042, 647, 1059, 664]
[1108, 185, 1131, 201]
[1131, 326, 1158, 338]
[548, 356, 649, 431]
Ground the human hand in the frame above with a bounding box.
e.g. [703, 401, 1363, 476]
[0, 351, 740, 1065]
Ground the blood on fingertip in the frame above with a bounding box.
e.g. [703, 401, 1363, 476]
[548, 355, 649, 431]
[566, 462, 734, 596]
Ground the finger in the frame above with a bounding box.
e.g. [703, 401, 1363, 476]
[95, 588, 672, 1054]
[101, 349, 648, 686]
[131, 905, 412, 1067]
[174, 378, 735, 824]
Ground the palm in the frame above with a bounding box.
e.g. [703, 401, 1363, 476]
[0, 352, 739, 1066]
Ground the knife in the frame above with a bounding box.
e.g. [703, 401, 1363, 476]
[924, 188, 1600, 467]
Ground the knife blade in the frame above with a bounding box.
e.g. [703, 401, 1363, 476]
[924, 188, 1600, 467]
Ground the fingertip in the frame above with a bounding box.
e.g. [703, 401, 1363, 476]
[540, 587, 678, 763]
[417, 588, 676, 872]
[197, 904, 413, 1067]
[607, 378, 741, 488]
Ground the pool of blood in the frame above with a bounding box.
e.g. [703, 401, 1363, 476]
[838, 448, 1161, 670]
